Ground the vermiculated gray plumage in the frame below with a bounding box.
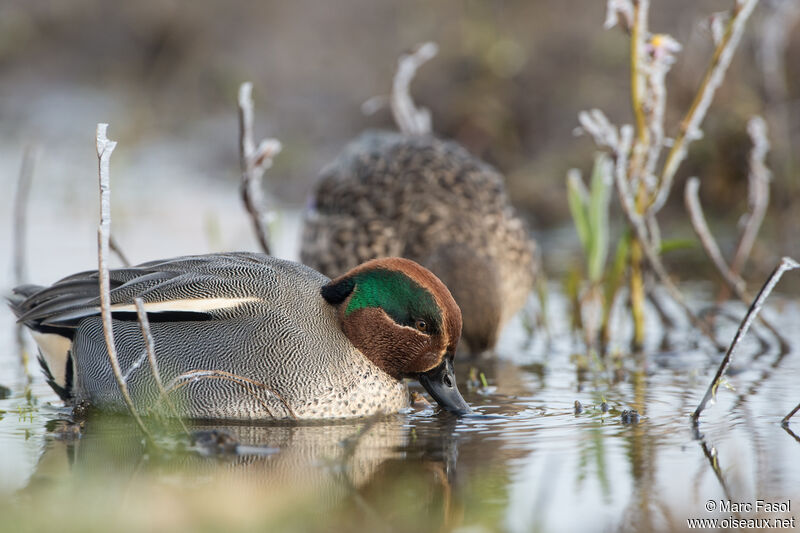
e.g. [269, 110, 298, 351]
[301, 131, 537, 352]
[10, 253, 407, 420]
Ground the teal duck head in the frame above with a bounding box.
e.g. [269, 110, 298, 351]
[322, 257, 470, 415]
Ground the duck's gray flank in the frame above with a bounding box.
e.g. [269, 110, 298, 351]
[11, 253, 409, 420]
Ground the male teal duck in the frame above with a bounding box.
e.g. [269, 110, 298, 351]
[301, 131, 538, 354]
[9, 253, 469, 420]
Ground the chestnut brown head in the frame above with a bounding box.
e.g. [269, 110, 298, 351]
[321, 257, 470, 414]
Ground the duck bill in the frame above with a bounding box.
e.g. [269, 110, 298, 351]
[417, 356, 471, 415]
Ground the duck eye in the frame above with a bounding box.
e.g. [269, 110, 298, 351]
[414, 319, 428, 332]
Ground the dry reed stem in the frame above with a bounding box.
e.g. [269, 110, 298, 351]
[685, 178, 788, 350]
[615, 161, 724, 350]
[390, 42, 438, 136]
[582, 113, 725, 350]
[629, 0, 650, 177]
[652, 0, 761, 213]
[13, 145, 38, 378]
[731, 116, 770, 275]
[13, 146, 37, 285]
[692, 256, 799, 422]
[237, 82, 282, 255]
[165, 369, 296, 420]
[109, 235, 132, 267]
[577, 111, 720, 346]
[96, 123, 155, 443]
[134, 298, 190, 435]
[783, 403, 800, 427]
[685, 178, 747, 294]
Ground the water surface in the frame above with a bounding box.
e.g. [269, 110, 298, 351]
[0, 170, 798, 531]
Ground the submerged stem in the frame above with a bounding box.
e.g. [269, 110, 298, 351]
[692, 257, 799, 422]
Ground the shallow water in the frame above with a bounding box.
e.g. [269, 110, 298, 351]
[3, 281, 800, 532]
[1, 173, 799, 531]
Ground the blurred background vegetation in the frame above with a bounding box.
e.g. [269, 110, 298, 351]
[1, 0, 798, 278]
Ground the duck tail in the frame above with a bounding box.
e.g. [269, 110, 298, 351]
[8, 285, 74, 402]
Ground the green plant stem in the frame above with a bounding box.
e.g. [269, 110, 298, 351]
[628, 0, 649, 351]
[629, 235, 646, 351]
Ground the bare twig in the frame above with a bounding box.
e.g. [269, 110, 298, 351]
[783, 403, 800, 427]
[692, 256, 799, 422]
[731, 116, 770, 275]
[652, 0, 760, 213]
[13, 146, 37, 284]
[134, 297, 189, 435]
[390, 42, 438, 136]
[613, 141, 725, 350]
[577, 110, 724, 349]
[166, 369, 296, 419]
[604, 0, 634, 31]
[109, 235, 132, 267]
[628, 0, 650, 181]
[685, 178, 747, 294]
[96, 123, 154, 442]
[685, 177, 788, 350]
[13, 145, 38, 379]
[237, 82, 282, 255]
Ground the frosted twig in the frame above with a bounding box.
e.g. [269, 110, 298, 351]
[390, 42, 438, 136]
[238, 82, 282, 255]
[685, 147, 787, 350]
[707, 12, 730, 47]
[166, 369, 296, 419]
[784, 403, 800, 427]
[629, 0, 649, 153]
[642, 34, 681, 190]
[604, 0, 634, 30]
[685, 178, 747, 294]
[109, 235, 131, 267]
[731, 116, 770, 275]
[13, 146, 37, 379]
[134, 298, 190, 435]
[578, 109, 721, 347]
[576, 109, 620, 151]
[652, 0, 760, 214]
[692, 256, 799, 422]
[615, 161, 725, 350]
[13, 146, 37, 285]
[96, 123, 154, 442]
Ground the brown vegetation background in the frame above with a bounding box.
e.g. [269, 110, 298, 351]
[1, 0, 798, 275]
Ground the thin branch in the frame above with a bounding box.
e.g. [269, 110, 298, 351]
[166, 369, 296, 420]
[685, 178, 747, 294]
[783, 403, 800, 427]
[604, 0, 634, 32]
[651, 0, 760, 213]
[109, 235, 131, 267]
[577, 110, 722, 347]
[134, 298, 189, 435]
[692, 256, 799, 422]
[96, 123, 155, 443]
[237, 82, 282, 255]
[685, 177, 788, 350]
[731, 116, 770, 275]
[613, 142, 725, 350]
[628, 0, 650, 186]
[642, 34, 681, 190]
[13, 145, 38, 380]
[13, 146, 37, 285]
[390, 41, 438, 136]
